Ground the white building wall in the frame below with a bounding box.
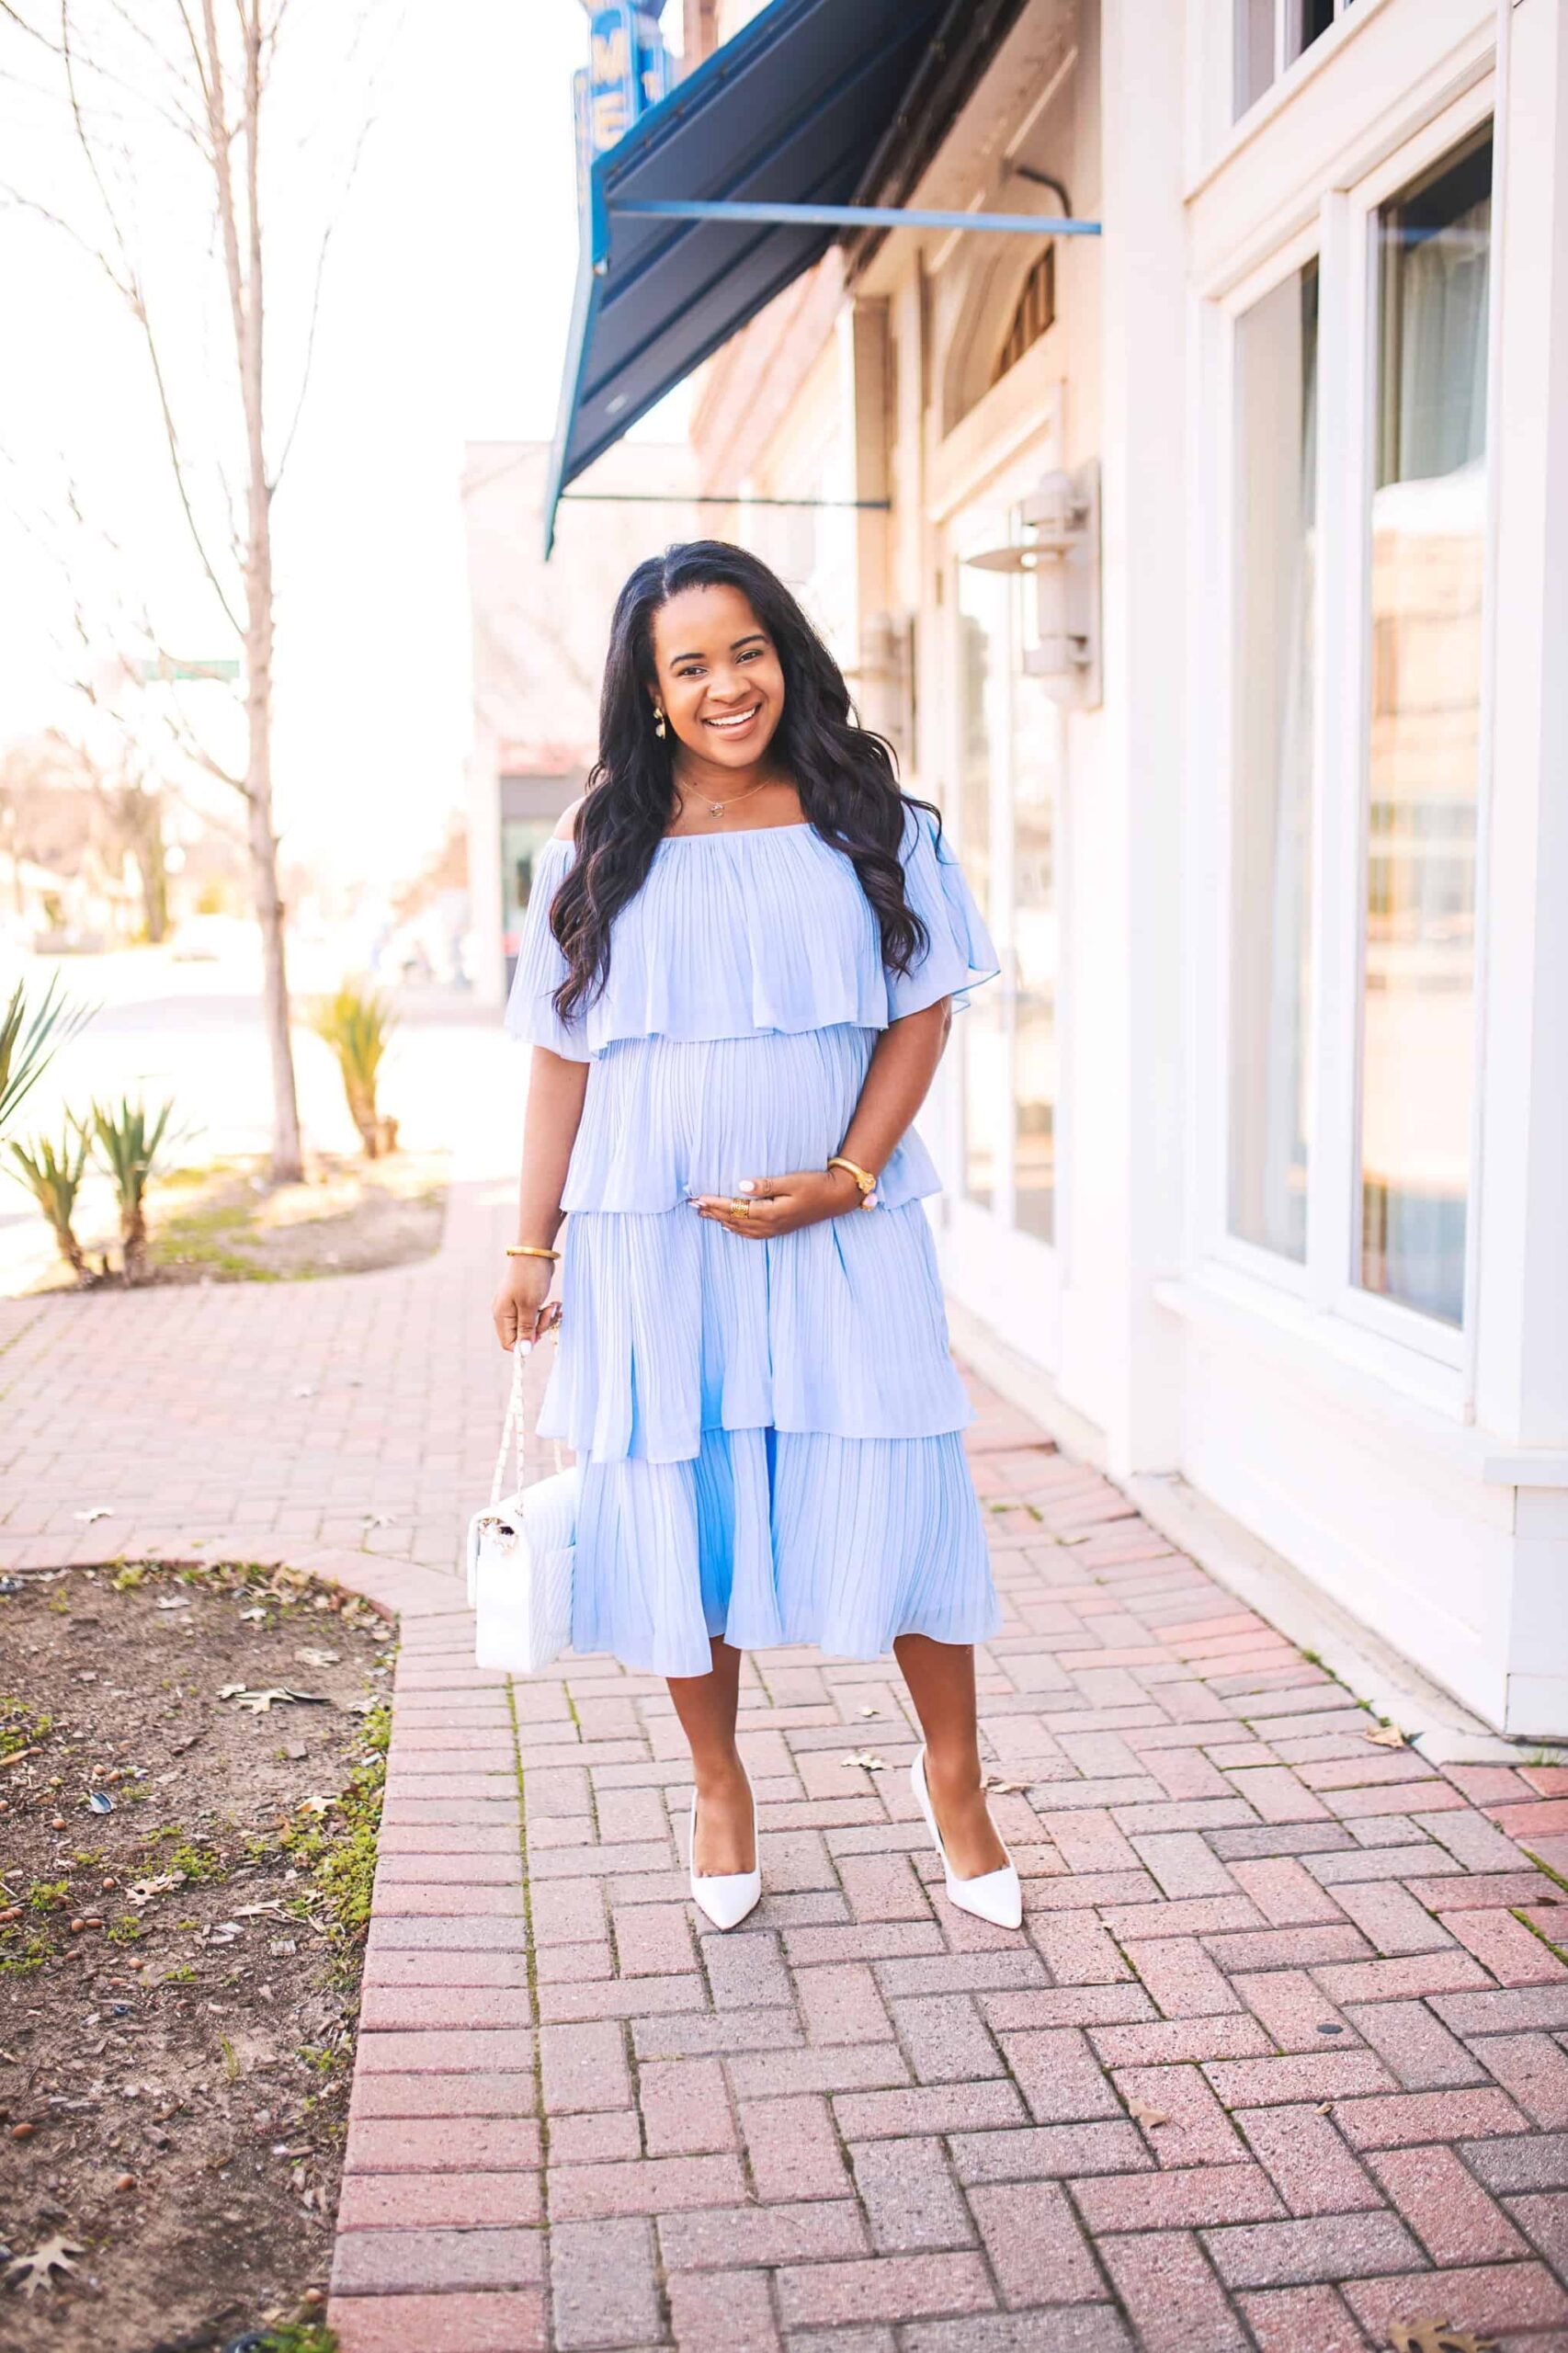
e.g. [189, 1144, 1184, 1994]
[681, 0, 1568, 1735]
[1163, 0, 1568, 1733]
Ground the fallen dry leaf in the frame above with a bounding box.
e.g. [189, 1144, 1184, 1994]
[125, 1873, 182, 1905]
[1128, 2099, 1168, 2129]
[1386, 2325, 1495, 2353]
[1365, 1723, 1409, 1749]
[293, 1648, 340, 1668]
[840, 1753, 888, 1772]
[6, 2234, 85, 2297]
[228, 1687, 329, 1713]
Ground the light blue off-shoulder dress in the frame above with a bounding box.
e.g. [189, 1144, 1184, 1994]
[504, 804, 1003, 1677]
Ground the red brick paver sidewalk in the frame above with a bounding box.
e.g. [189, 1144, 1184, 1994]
[6, 1179, 1568, 2351]
[333, 1374, 1568, 2353]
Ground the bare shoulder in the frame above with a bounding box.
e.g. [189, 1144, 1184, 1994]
[552, 795, 587, 844]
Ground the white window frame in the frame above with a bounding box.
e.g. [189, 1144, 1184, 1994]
[934, 486, 1068, 1375]
[1327, 83, 1497, 1374]
[1195, 76, 1499, 1410]
[1232, 0, 1367, 130]
[1206, 217, 1324, 1312]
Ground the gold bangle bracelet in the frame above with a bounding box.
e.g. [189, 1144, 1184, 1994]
[824, 1153, 870, 1195]
[506, 1244, 561, 1260]
[827, 1154, 879, 1206]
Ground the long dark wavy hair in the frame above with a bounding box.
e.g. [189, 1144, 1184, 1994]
[549, 540, 940, 1019]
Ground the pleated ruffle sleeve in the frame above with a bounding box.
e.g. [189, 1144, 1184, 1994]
[887, 803, 1001, 1019]
[502, 802, 998, 1061]
[503, 834, 591, 1061]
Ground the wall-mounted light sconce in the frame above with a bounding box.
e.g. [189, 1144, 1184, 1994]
[960, 460, 1101, 710]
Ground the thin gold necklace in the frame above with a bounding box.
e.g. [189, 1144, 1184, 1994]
[679, 775, 771, 822]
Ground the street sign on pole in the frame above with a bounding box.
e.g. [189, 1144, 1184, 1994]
[136, 658, 241, 684]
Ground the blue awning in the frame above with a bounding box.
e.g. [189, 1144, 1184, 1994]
[542, 0, 960, 555]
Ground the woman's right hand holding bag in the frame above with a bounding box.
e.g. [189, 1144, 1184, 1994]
[492, 1253, 561, 1352]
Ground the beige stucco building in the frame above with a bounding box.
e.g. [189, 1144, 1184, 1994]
[462, 438, 697, 1002]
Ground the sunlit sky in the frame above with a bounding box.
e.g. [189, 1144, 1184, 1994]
[0, 1, 686, 892]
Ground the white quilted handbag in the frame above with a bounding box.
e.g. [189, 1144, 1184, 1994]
[469, 1336, 578, 1674]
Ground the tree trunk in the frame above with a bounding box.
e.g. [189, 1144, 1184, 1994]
[52, 1218, 88, 1282]
[120, 1199, 147, 1285]
[210, 0, 304, 1186]
[140, 824, 169, 944]
[245, 635, 303, 1184]
[240, 46, 302, 1182]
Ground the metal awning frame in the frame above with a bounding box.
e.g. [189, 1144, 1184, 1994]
[546, 194, 1096, 554]
[604, 197, 1100, 247]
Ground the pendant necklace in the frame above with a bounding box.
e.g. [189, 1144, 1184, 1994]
[685, 776, 770, 822]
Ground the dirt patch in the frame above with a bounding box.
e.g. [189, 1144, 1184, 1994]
[19, 1151, 448, 1295]
[0, 1558, 396, 2350]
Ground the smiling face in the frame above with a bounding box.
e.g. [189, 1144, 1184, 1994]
[648, 582, 787, 774]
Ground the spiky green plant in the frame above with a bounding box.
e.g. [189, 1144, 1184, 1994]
[85, 1095, 176, 1284]
[7, 1120, 91, 1280]
[312, 982, 398, 1158]
[0, 974, 94, 1139]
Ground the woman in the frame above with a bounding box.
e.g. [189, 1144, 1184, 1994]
[492, 540, 1019, 1934]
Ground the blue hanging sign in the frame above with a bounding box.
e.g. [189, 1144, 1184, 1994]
[574, 4, 672, 202]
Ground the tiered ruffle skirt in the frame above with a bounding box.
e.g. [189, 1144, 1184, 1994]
[538, 1029, 1000, 1677]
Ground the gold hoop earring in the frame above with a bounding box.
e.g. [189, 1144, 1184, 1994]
[653, 706, 667, 741]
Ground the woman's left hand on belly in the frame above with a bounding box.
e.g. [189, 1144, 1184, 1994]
[689, 1167, 872, 1237]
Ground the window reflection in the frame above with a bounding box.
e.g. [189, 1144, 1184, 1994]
[958, 561, 1006, 1211]
[1012, 604, 1061, 1245]
[1358, 132, 1491, 1325]
[1229, 259, 1318, 1263]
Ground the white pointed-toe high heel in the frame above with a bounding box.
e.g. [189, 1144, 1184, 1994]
[688, 1764, 762, 1932]
[912, 1745, 1022, 1930]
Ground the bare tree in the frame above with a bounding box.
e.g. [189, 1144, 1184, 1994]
[46, 730, 172, 942]
[0, 1, 394, 1179]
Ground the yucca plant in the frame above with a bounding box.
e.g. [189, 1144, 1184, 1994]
[85, 1096, 176, 1285]
[0, 974, 94, 1139]
[7, 1120, 92, 1281]
[312, 982, 398, 1158]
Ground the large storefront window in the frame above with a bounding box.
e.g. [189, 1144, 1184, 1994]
[954, 535, 1061, 1241]
[957, 561, 1006, 1212]
[1358, 131, 1491, 1326]
[1229, 258, 1318, 1262]
[1012, 661, 1058, 1243]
